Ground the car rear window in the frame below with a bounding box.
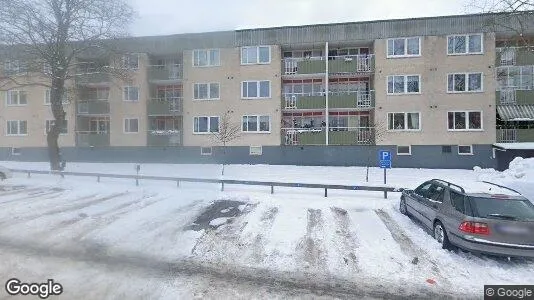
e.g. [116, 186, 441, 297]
[469, 197, 534, 221]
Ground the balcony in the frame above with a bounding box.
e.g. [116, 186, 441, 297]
[148, 65, 183, 83]
[282, 57, 326, 75]
[282, 91, 375, 110]
[328, 55, 375, 74]
[76, 72, 110, 86]
[496, 47, 534, 67]
[497, 128, 534, 143]
[496, 90, 534, 105]
[147, 98, 183, 116]
[282, 128, 374, 145]
[76, 132, 110, 147]
[77, 101, 110, 115]
[147, 130, 182, 146]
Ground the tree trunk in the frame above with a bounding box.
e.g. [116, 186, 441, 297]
[47, 130, 61, 170]
[48, 77, 67, 171]
[221, 143, 226, 176]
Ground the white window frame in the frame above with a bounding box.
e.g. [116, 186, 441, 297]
[447, 72, 483, 93]
[200, 147, 213, 156]
[458, 145, 473, 155]
[193, 116, 220, 134]
[193, 82, 220, 100]
[44, 89, 69, 105]
[123, 86, 139, 102]
[192, 49, 220, 67]
[249, 146, 263, 156]
[447, 34, 483, 55]
[387, 37, 421, 58]
[6, 90, 27, 106]
[242, 115, 271, 133]
[396, 145, 412, 155]
[6, 120, 28, 136]
[241, 46, 271, 65]
[122, 54, 139, 70]
[241, 81, 271, 99]
[386, 75, 421, 95]
[123, 118, 139, 134]
[387, 112, 421, 131]
[447, 111, 483, 131]
[45, 119, 68, 135]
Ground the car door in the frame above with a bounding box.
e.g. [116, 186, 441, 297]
[408, 182, 433, 224]
[419, 183, 445, 229]
[441, 190, 468, 239]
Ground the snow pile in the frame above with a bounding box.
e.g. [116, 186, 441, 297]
[474, 157, 534, 182]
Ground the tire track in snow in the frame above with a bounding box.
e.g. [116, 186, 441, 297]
[296, 209, 327, 273]
[249, 207, 279, 264]
[375, 209, 450, 286]
[330, 207, 360, 272]
[0, 187, 47, 200]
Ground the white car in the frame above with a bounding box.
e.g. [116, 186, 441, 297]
[0, 165, 12, 180]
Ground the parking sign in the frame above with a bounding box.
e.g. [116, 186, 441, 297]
[378, 150, 392, 169]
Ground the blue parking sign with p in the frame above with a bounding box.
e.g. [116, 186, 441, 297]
[379, 150, 392, 169]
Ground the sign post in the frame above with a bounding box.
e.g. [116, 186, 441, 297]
[378, 150, 392, 199]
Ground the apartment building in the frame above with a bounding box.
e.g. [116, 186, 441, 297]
[1, 12, 533, 168]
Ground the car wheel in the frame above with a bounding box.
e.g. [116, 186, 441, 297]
[399, 197, 408, 215]
[434, 221, 451, 250]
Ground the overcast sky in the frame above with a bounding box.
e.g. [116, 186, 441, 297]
[128, 0, 476, 37]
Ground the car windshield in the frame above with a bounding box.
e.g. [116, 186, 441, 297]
[469, 197, 534, 221]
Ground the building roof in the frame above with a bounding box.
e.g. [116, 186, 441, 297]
[493, 142, 534, 150]
[497, 105, 534, 121]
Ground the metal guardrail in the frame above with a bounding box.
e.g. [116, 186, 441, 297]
[10, 169, 403, 199]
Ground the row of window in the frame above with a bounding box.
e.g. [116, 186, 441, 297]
[193, 116, 271, 133]
[387, 34, 483, 58]
[386, 72, 483, 95]
[396, 145, 474, 156]
[193, 46, 271, 67]
[387, 111, 483, 131]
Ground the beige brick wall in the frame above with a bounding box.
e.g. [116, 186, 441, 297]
[374, 33, 497, 146]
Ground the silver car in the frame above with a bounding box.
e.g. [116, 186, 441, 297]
[400, 179, 534, 258]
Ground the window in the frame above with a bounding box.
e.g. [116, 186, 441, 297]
[11, 147, 21, 156]
[387, 112, 420, 131]
[45, 89, 69, 105]
[124, 118, 139, 133]
[123, 86, 139, 101]
[249, 146, 263, 156]
[4, 60, 21, 75]
[458, 145, 473, 155]
[193, 83, 219, 100]
[122, 54, 139, 69]
[6, 90, 27, 106]
[448, 34, 483, 55]
[241, 46, 271, 64]
[427, 184, 445, 203]
[242, 116, 271, 132]
[6, 120, 27, 135]
[194, 116, 219, 133]
[45, 120, 68, 134]
[387, 75, 420, 94]
[397, 146, 412, 155]
[450, 191, 466, 213]
[193, 49, 220, 67]
[242, 81, 271, 99]
[442, 145, 452, 153]
[447, 73, 482, 92]
[415, 182, 433, 197]
[387, 37, 420, 57]
[200, 147, 213, 156]
[448, 111, 482, 130]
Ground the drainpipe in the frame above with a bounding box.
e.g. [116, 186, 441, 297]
[325, 42, 329, 145]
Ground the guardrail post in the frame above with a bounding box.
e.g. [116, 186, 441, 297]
[325, 188, 328, 197]
[60, 171, 64, 179]
[27, 172, 31, 178]
[221, 182, 225, 191]
[271, 185, 274, 194]
[97, 175, 100, 183]
[136, 177, 139, 186]
[176, 180, 180, 187]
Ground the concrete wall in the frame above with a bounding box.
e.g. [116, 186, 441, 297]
[0, 145, 496, 169]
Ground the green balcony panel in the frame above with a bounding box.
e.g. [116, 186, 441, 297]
[328, 57, 374, 73]
[296, 60, 326, 74]
[148, 66, 182, 81]
[147, 100, 182, 115]
[299, 131, 326, 145]
[329, 92, 375, 109]
[496, 90, 534, 105]
[516, 49, 534, 66]
[517, 129, 534, 142]
[298, 96, 326, 109]
[76, 133, 110, 147]
[76, 73, 110, 84]
[516, 90, 534, 105]
[77, 101, 110, 114]
[147, 133, 182, 146]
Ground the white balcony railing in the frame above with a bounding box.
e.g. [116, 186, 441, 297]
[283, 56, 324, 75]
[498, 128, 517, 143]
[498, 48, 516, 66]
[329, 55, 374, 72]
[499, 89, 516, 104]
[282, 90, 374, 109]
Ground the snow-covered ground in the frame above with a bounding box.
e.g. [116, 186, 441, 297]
[0, 160, 533, 299]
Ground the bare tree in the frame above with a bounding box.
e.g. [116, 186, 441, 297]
[0, 0, 135, 170]
[211, 111, 242, 176]
[362, 121, 388, 182]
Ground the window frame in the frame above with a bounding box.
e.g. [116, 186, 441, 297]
[386, 75, 421, 95]
[447, 34, 484, 55]
[200, 147, 213, 156]
[6, 120, 28, 136]
[192, 49, 221, 67]
[44, 89, 69, 105]
[241, 46, 271, 65]
[241, 80, 271, 99]
[45, 119, 68, 135]
[123, 86, 140, 102]
[193, 82, 220, 100]
[396, 145, 412, 156]
[447, 111, 483, 131]
[6, 90, 27, 106]
[387, 112, 421, 131]
[458, 145, 474, 155]
[387, 37, 421, 58]
[242, 115, 271, 133]
[446, 72, 483, 93]
[193, 116, 220, 134]
[122, 53, 140, 70]
[249, 146, 263, 156]
[123, 118, 139, 134]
